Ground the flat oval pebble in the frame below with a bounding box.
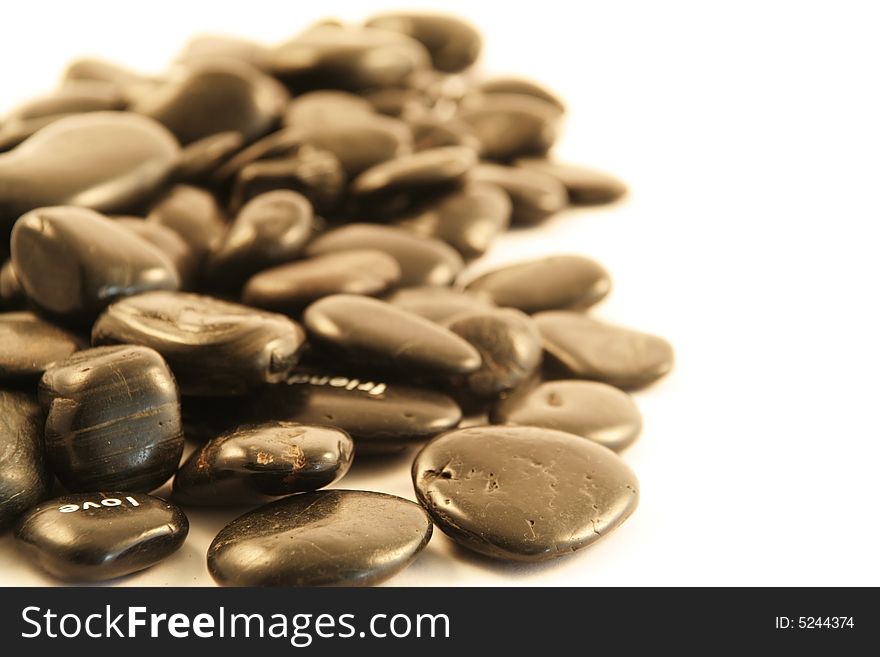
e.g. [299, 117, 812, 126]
[207, 490, 432, 586]
[115, 218, 198, 288]
[0, 312, 84, 380]
[11, 206, 180, 323]
[92, 291, 306, 396]
[535, 312, 675, 390]
[212, 126, 303, 182]
[63, 58, 161, 105]
[243, 249, 401, 314]
[39, 345, 183, 492]
[412, 425, 639, 561]
[283, 90, 374, 127]
[147, 185, 226, 266]
[230, 146, 345, 215]
[0, 81, 127, 150]
[465, 255, 611, 313]
[363, 87, 430, 119]
[386, 286, 495, 322]
[397, 182, 511, 258]
[173, 422, 353, 505]
[470, 162, 568, 225]
[15, 492, 188, 581]
[491, 380, 643, 451]
[0, 112, 179, 236]
[176, 34, 271, 70]
[457, 94, 560, 161]
[307, 223, 464, 287]
[0, 390, 51, 529]
[472, 77, 565, 113]
[270, 25, 431, 92]
[133, 59, 287, 145]
[366, 12, 482, 73]
[444, 308, 543, 399]
[205, 190, 314, 288]
[351, 146, 476, 213]
[217, 371, 462, 453]
[515, 159, 628, 205]
[172, 131, 245, 182]
[304, 294, 481, 377]
[296, 115, 413, 178]
[409, 116, 480, 152]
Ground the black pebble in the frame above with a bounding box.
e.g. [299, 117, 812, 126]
[39, 345, 184, 492]
[15, 492, 188, 581]
[465, 255, 611, 313]
[307, 223, 464, 287]
[92, 291, 306, 396]
[207, 490, 432, 586]
[173, 421, 353, 505]
[412, 425, 639, 561]
[0, 312, 84, 380]
[303, 294, 481, 378]
[535, 311, 675, 390]
[0, 390, 51, 529]
[11, 206, 180, 324]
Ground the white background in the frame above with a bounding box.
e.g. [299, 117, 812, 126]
[2, 0, 879, 586]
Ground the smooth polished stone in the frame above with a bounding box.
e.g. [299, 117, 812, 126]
[304, 294, 481, 377]
[173, 422, 353, 505]
[270, 25, 431, 92]
[39, 345, 183, 492]
[294, 115, 413, 178]
[366, 12, 481, 73]
[205, 190, 314, 288]
[172, 131, 244, 183]
[133, 59, 287, 145]
[515, 159, 628, 205]
[147, 185, 226, 265]
[0, 112, 179, 236]
[226, 371, 463, 452]
[115, 217, 198, 288]
[243, 249, 400, 314]
[176, 34, 271, 69]
[465, 255, 611, 313]
[92, 291, 306, 396]
[444, 309, 542, 399]
[351, 146, 476, 212]
[534, 312, 675, 390]
[0, 390, 50, 530]
[491, 380, 643, 451]
[283, 90, 374, 128]
[0, 81, 126, 150]
[15, 492, 188, 581]
[207, 490, 432, 586]
[469, 163, 567, 225]
[11, 206, 180, 323]
[396, 182, 510, 258]
[363, 87, 430, 119]
[212, 126, 303, 182]
[0, 312, 84, 380]
[412, 425, 639, 561]
[457, 94, 560, 161]
[472, 77, 565, 113]
[409, 116, 480, 152]
[0, 261, 24, 308]
[385, 286, 495, 322]
[230, 147, 345, 215]
[63, 58, 161, 105]
[3, 81, 125, 120]
[306, 223, 464, 287]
